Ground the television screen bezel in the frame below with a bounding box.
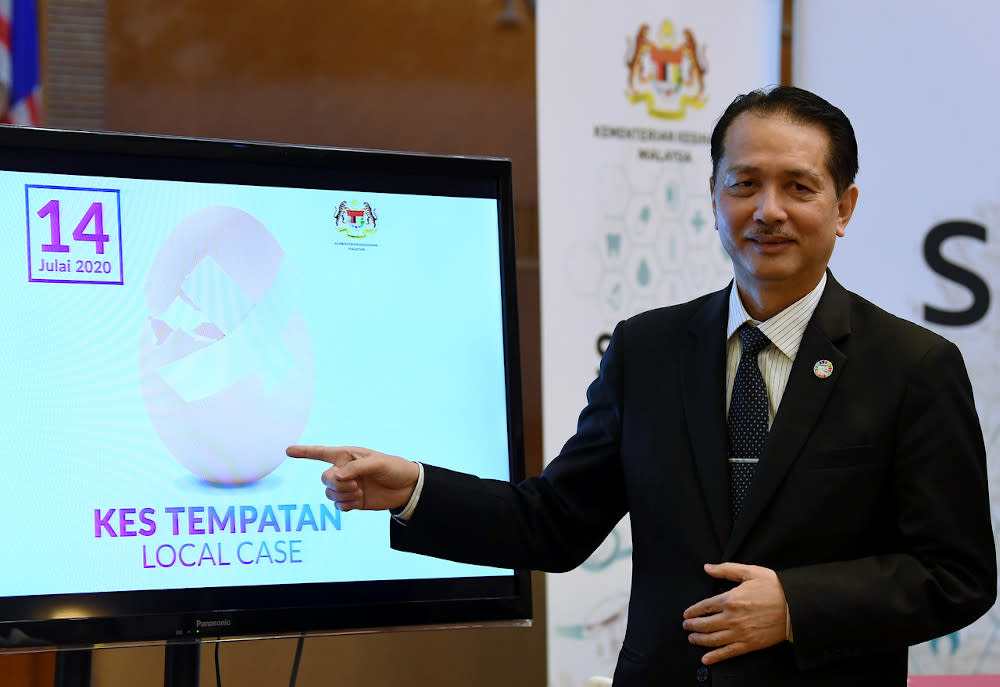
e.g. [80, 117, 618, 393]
[0, 125, 530, 650]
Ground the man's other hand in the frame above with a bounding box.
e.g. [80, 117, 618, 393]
[286, 445, 419, 512]
[682, 562, 788, 664]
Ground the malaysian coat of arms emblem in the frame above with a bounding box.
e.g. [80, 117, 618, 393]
[625, 21, 708, 119]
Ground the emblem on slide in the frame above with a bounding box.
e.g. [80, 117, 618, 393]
[140, 206, 315, 485]
[333, 200, 378, 238]
[625, 20, 708, 119]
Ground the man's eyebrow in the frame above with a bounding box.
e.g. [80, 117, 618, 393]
[785, 168, 826, 185]
[723, 165, 760, 177]
[723, 165, 826, 185]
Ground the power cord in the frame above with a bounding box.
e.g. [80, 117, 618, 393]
[215, 639, 222, 687]
[211, 633, 305, 687]
[289, 633, 305, 687]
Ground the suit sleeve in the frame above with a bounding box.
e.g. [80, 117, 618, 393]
[779, 339, 997, 669]
[390, 322, 631, 573]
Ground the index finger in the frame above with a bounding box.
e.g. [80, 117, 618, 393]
[704, 562, 756, 582]
[286, 445, 355, 466]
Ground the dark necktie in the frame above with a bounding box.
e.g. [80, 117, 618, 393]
[728, 324, 772, 522]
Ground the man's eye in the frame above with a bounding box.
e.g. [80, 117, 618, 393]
[793, 183, 812, 192]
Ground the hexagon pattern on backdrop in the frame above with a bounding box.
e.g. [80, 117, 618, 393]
[575, 161, 731, 325]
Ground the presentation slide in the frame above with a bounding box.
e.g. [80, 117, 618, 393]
[0, 170, 512, 597]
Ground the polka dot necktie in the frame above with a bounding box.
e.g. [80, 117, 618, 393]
[728, 324, 772, 522]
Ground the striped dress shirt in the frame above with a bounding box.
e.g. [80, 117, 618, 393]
[725, 273, 828, 426]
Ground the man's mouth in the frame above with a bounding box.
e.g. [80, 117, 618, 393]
[748, 233, 793, 244]
[747, 234, 794, 252]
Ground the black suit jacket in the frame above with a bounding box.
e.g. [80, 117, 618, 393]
[392, 273, 996, 686]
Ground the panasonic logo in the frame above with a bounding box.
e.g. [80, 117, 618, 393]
[195, 619, 232, 629]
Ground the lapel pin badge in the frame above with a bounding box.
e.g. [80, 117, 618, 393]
[813, 360, 833, 379]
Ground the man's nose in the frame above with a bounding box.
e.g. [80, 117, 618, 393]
[753, 186, 787, 224]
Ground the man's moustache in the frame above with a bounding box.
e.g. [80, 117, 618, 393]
[746, 227, 793, 241]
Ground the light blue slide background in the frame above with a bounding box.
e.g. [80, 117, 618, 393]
[0, 169, 513, 596]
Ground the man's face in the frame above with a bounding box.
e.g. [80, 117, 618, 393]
[711, 112, 858, 303]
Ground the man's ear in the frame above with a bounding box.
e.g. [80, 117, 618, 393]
[835, 185, 859, 237]
[709, 176, 717, 228]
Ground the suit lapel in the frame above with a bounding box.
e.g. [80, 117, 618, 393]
[723, 273, 853, 559]
[681, 285, 732, 549]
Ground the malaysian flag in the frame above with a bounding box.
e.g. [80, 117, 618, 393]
[0, 0, 40, 125]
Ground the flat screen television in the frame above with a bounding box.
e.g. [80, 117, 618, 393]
[0, 125, 529, 650]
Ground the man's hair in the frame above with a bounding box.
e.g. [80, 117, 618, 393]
[710, 85, 859, 197]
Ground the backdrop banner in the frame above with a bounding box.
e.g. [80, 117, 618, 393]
[536, 2, 781, 683]
[794, 1, 1000, 679]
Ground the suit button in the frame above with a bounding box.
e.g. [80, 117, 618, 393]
[696, 666, 709, 682]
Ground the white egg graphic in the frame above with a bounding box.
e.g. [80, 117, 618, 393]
[140, 206, 314, 485]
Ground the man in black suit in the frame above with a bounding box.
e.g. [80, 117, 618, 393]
[288, 86, 996, 685]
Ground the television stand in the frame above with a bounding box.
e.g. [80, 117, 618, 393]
[163, 638, 200, 687]
[54, 649, 91, 687]
[53, 639, 200, 687]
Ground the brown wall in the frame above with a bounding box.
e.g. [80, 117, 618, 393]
[0, 654, 54, 687]
[105, 0, 539, 212]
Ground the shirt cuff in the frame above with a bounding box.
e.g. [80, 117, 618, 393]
[786, 602, 793, 643]
[391, 462, 424, 522]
